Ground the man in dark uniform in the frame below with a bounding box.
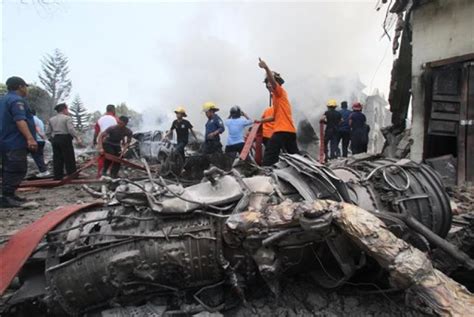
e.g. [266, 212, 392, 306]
[98, 116, 133, 178]
[202, 102, 225, 154]
[349, 102, 369, 154]
[320, 99, 342, 161]
[337, 101, 352, 157]
[0, 76, 37, 208]
[47, 103, 83, 180]
[165, 106, 197, 158]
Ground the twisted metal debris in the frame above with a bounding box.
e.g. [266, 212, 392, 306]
[2, 154, 473, 316]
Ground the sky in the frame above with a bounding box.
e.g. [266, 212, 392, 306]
[1, 0, 395, 130]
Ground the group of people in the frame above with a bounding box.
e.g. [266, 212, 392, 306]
[1, 58, 370, 208]
[321, 100, 369, 161]
[165, 58, 301, 166]
[0, 76, 133, 208]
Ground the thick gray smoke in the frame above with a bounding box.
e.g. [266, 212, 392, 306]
[138, 1, 391, 136]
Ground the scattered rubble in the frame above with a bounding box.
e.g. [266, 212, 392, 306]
[1, 154, 473, 316]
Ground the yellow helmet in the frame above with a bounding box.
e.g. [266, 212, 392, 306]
[202, 101, 219, 112]
[327, 99, 338, 107]
[174, 106, 187, 117]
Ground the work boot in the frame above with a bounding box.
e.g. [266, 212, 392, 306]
[13, 195, 27, 202]
[0, 196, 24, 208]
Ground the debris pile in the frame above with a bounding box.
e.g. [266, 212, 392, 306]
[1, 154, 473, 316]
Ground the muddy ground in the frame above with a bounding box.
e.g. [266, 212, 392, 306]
[1, 168, 472, 316]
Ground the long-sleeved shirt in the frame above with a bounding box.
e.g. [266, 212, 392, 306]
[47, 113, 78, 138]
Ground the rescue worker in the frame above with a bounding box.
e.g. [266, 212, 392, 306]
[0, 76, 37, 208]
[46, 103, 83, 180]
[165, 106, 197, 158]
[224, 106, 253, 154]
[337, 101, 352, 157]
[320, 99, 342, 161]
[98, 116, 133, 178]
[31, 109, 50, 177]
[202, 102, 225, 154]
[260, 104, 274, 146]
[258, 58, 299, 166]
[94, 104, 118, 177]
[349, 102, 369, 155]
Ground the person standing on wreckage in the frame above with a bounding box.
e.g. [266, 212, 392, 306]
[201, 102, 225, 154]
[257, 58, 300, 166]
[164, 106, 197, 159]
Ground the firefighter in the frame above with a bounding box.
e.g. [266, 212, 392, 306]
[202, 102, 225, 154]
[337, 101, 352, 157]
[320, 99, 342, 161]
[165, 106, 197, 158]
[349, 102, 369, 155]
[258, 58, 299, 166]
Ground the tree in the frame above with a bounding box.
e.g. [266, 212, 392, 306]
[26, 85, 54, 121]
[39, 49, 72, 116]
[115, 102, 143, 128]
[69, 95, 90, 131]
[0, 83, 7, 97]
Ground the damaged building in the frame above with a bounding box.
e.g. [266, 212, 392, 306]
[386, 0, 474, 184]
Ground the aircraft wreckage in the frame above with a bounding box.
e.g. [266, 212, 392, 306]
[2, 154, 474, 316]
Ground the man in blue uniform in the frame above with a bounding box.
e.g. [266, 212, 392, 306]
[202, 102, 225, 154]
[337, 101, 352, 157]
[0, 76, 37, 208]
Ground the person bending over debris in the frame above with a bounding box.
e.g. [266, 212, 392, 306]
[0, 76, 37, 208]
[260, 103, 274, 146]
[349, 102, 369, 155]
[320, 99, 342, 161]
[30, 109, 50, 178]
[337, 101, 352, 158]
[224, 106, 253, 154]
[165, 106, 197, 159]
[46, 103, 83, 180]
[202, 102, 225, 154]
[258, 58, 299, 166]
[94, 104, 118, 177]
[98, 116, 133, 178]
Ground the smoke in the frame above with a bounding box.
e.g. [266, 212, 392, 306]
[133, 1, 391, 137]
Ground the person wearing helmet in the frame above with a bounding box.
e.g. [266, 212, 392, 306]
[165, 106, 197, 159]
[320, 99, 342, 161]
[337, 101, 352, 157]
[202, 102, 225, 154]
[349, 102, 369, 155]
[257, 58, 299, 166]
[224, 106, 253, 154]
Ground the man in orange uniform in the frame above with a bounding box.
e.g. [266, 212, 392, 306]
[258, 58, 299, 166]
[260, 105, 274, 146]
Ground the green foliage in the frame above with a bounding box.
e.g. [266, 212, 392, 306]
[0, 83, 7, 96]
[115, 102, 142, 129]
[39, 49, 72, 116]
[69, 95, 90, 131]
[26, 85, 54, 121]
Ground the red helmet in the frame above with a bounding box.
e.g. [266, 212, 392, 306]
[352, 102, 363, 111]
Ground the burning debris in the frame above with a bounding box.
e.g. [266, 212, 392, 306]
[1, 154, 473, 316]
